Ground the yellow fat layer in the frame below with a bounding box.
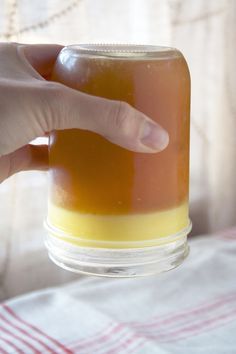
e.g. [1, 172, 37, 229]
[47, 202, 190, 247]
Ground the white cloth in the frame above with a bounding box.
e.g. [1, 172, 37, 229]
[1, 229, 236, 353]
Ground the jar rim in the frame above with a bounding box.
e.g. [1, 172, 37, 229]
[62, 44, 182, 60]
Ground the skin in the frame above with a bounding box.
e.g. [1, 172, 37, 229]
[0, 43, 169, 183]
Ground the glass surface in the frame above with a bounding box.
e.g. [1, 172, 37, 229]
[45, 44, 191, 276]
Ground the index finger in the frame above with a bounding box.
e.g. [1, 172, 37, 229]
[20, 44, 63, 79]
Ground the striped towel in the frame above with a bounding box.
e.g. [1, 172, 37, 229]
[1, 228, 236, 353]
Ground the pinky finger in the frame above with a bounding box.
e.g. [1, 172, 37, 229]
[0, 144, 48, 183]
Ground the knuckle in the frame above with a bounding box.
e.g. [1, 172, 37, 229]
[45, 82, 66, 99]
[110, 101, 132, 133]
[42, 82, 69, 129]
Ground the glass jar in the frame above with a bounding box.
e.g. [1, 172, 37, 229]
[45, 44, 191, 277]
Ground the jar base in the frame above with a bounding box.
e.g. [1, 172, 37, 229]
[44, 229, 191, 277]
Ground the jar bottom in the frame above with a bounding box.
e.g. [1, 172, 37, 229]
[44, 222, 191, 277]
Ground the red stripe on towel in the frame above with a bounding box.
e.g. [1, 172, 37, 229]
[0, 311, 53, 353]
[2, 304, 73, 354]
[0, 325, 28, 354]
[0, 337, 15, 354]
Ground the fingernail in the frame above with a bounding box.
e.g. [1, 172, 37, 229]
[140, 122, 169, 151]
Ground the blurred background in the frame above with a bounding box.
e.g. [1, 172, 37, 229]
[0, 0, 235, 300]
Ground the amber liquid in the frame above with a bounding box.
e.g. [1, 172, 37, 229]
[48, 46, 190, 244]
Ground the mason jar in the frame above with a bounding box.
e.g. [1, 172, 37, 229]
[45, 44, 191, 277]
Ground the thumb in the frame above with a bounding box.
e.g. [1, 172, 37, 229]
[49, 85, 169, 153]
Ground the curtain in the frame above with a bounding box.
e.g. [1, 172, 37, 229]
[0, 0, 235, 299]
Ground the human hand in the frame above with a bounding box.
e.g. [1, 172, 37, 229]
[0, 43, 169, 183]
